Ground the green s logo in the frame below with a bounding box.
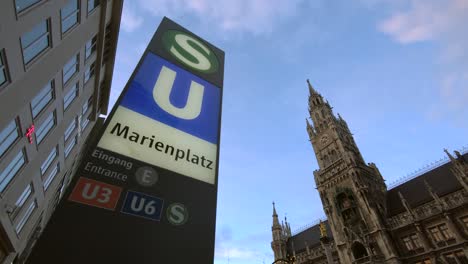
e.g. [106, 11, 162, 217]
[162, 30, 219, 73]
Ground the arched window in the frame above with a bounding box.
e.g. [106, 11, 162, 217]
[322, 155, 329, 167]
[352, 242, 368, 260]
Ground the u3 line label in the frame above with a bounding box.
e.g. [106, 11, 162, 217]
[69, 177, 188, 225]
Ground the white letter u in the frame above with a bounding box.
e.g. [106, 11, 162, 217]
[153, 66, 204, 120]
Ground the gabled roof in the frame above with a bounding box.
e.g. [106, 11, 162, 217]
[287, 221, 333, 254]
[386, 152, 467, 216]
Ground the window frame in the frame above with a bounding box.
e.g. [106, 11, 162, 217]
[81, 111, 92, 132]
[62, 54, 79, 85]
[64, 118, 77, 142]
[15, 0, 43, 14]
[35, 111, 56, 144]
[85, 35, 97, 60]
[64, 135, 77, 158]
[0, 149, 26, 193]
[84, 62, 95, 84]
[20, 19, 51, 66]
[0, 50, 10, 88]
[10, 183, 33, 220]
[14, 199, 37, 234]
[0, 118, 20, 159]
[40, 146, 58, 176]
[30, 80, 55, 119]
[87, 0, 100, 14]
[428, 223, 455, 247]
[60, 0, 80, 35]
[43, 163, 60, 191]
[63, 82, 79, 111]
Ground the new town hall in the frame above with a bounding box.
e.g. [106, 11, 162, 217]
[271, 81, 468, 264]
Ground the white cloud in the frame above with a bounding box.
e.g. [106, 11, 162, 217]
[137, 0, 303, 34]
[121, 3, 144, 32]
[377, 0, 468, 44]
[376, 0, 468, 126]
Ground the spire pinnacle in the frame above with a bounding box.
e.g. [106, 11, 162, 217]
[272, 202, 281, 229]
[444, 149, 456, 162]
[307, 79, 318, 96]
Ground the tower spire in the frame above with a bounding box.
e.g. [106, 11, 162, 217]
[307, 79, 318, 96]
[272, 202, 280, 228]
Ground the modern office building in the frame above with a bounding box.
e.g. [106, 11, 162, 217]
[0, 0, 123, 262]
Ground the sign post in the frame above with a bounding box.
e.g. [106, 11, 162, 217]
[27, 17, 224, 264]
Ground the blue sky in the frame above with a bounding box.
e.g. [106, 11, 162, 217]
[110, 0, 468, 262]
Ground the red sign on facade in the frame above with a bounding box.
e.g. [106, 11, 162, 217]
[25, 125, 35, 144]
[68, 177, 122, 210]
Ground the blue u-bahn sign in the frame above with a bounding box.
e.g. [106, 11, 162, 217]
[27, 17, 224, 264]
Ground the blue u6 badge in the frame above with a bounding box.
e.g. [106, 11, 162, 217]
[121, 191, 164, 221]
[120, 52, 221, 144]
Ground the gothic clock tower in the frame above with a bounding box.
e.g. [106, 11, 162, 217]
[305, 80, 401, 263]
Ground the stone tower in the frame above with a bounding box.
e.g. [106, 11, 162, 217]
[271, 202, 290, 261]
[305, 80, 400, 263]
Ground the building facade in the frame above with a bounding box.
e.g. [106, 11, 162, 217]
[0, 0, 122, 262]
[271, 80, 468, 264]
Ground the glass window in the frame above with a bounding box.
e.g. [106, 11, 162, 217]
[15, 184, 32, 209]
[15, 0, 41, 13]
[410, 234, 422, 249]
[43, 164, 59, 191]
[36, 111, 55, 144]
[64, 118, 77, 142]
[85, 36, 97, 60]
[64, 83, 78, 110]
[0, 119, 19, 158]
[84, 62, 95, 83]
[61, 0, 79, 33]
[21, 20, 50, 64]
[0, 150, 26, 192]
[40, 146, 57, 175]
[444, 251, 468, 264]
[64, 136, 77, 158]
[82, 95, 93, 115]
[402, 236, 413, 251]
[439, 224, 453, 240]
[31, 81, 54, 118]
[402, 233, 423, 252]
[63, 54, 78, 84]
[429, 226, 444, 243]
[0, 51, 8, 86]
[15, 199, 37, 234]
[81, 112, 91, 131]
[87, 0, 99, 14]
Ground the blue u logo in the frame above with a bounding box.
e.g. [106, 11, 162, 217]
[119, 52, 220, 144]
[153, 66, 204, 120]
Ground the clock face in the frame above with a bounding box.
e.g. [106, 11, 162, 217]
[321, 135, 329, 144]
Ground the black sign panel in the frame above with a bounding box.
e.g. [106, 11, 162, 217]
[27, 17, 224, 264]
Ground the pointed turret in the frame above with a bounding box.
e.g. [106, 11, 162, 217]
[444, 149, 456, 162]
[424, 180, 447, 210]
[271, 202, 287, 261]
[272, 202, 281, 229]
[398, 192, 415, 219]
[307, 79, 319, 96]
[445, 149, 468, 192]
